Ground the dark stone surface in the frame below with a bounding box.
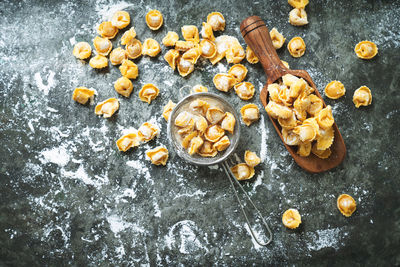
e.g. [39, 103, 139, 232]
[1, 0, 400, 265]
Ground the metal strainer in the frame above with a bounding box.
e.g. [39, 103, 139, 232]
[167, 92, 272, 246]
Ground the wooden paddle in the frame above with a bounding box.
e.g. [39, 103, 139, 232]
[240, 16, 346, 173]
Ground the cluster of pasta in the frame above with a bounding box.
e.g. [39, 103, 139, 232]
[264, 74, 336, 159]
[173, 98, 236, 157]
[268, 26, 306, 59]
[324, 80, 372, 108]
[230, 151, 261, 181]
[288, 0, 309, 26]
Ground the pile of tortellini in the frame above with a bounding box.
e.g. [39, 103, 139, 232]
[265, 74, 335, 159]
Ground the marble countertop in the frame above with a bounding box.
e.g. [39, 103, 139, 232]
[1, 0, 399, 265]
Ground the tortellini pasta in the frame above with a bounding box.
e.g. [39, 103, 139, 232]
[281, 60, 290, 69]
[337, 194, 357, 217]
[142, 38, 161, 57]
[95, 98, 119, 118]
[198, 141, 218, 157]
[201, 22, 215, 41]
[288, 0, 309, 8]
[225, 44, 245, 64]
[182, 47, 201, 64]
[289, 8, 308, 26]
[199, 39, 217, 59]
[220, 112, 236, 134]
[297, 141, 311, 157]
[72, 87, 96, 105]
[116, 133, 140, 152]
[73, 42, 92, 59]
[213, 73, 236, 92]
[98, 21, 118, 39]
[177, 57, 195, 77]
[213, 136, 230, 151]
[111, 11, 130, 29]
[146, 146, 169, 165]
[234, 82, 255, 100]
[244, 151, 261, 167]
[324, 80, 346, 99]
[282, 208, 302, 229]
[138, 122, 159, 142]
[206, 107, 225, 124]
[354, 41, 378, 59]
[164, 49, 180, 70]
[175, 40, 195, 52]
[270, 28, 286, 49]
[120, 27, 137, 45]
[353, 86, 372, 108]
[311, 143, 331, 159]
[191, 84, 208, 93]
[89, 55, 108, 69]
[162, 31, 179, 47]
[240, 104, 260, 126]
[228, 64, 248, 84]
[162, 100, 176, 121]
[188, 136, 204, 155]
[145, 10, 163, 30]
[316, 105, 334, 129]
[287, 36, 306, 58]
[181, 25, 200, 43]
[139, 83, 159, 104]
[114, 76, 133, 98]
[246, 46, 259, 64]
[205, 125, 225, 142]
[211, 35, 243, 65]
[207, 12, 225, 31]
[119, 59, 139, 79]
[93, 36, 112, 56]
[190, 99, 210, 116]
[109, 47, 127, 65]
[126, 39, 142, 59]
[230, 163, 255, 180]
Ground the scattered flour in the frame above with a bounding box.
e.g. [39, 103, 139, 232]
[259, 114, 268, 162]
[39, 145, 70, 166]
[165, 220, 208, 254]
[61, 165, 109, 188]
[107, 214, 133, 234]
[95, 1, 134, 21]
[306, 228, 341, 251]
[34, 70, 56, 95]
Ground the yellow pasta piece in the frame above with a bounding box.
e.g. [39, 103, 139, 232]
[228, 64, 248, 84]
[199, 39, 217, 59]
[175, 111, 193, 127]
[288, 37, 306, 58]
[111, 11, 130, 29]
[240, 104, 260, 126]
[354, 41, 378, 59]
[109, 47, 127, 65]
[204, 124, 225, 142]
[244, 151, 261, 167]
[288, 0, 309, 8]
[72, 87, 96, 105]
[225, 44, 245, 64]
[181, 131, 197, 149]
[95, 98, 119, 118]
[194, 115, 208, 134]
[198, 141, 218, 157]
[182, 47, 201, 64]
[177, 118, 195, 136]
[265, 101, 293, 119]
[267, 83, 282, 104]
[116, 133, 140, 152]
[181, 25, 200, 43]
[289, 78, 307, 99]
[119, 59, 138, 79]
[297, 141, 311, 157]
[307, 94, 323, 116]
[316, 126, 334, 150]
[146, 146, 169, 166]
[207, 12, 225, 31]
[213, 135, 230, 152]
[282, 128, 301, 146]
[270, 28, 286, 49]
[289, 8, 308, 26]
[353, 86, 372, 108]
[282, 208, 301, 229]
[93, 36, 112, 56]
[121, 27, 137, 45]
[73, 42, 92, 59]
[188, 136, 204, 155]
[246, 46, 259, 64]
[293, 122, 317, 142]
[200, 22, 215, 41]
[282, 74, 299, 87]
[98, 21, 118, 39]
[220, 112, 236, 134]
[164, 49, 180, 70]
[311, 143, 331, 159]
[234, 82, 255, 100]
[281, 60, 290, 68]
[142, 38, 161, 57]
[162, 100, 176, 121]
[89, 55, 108, 69]
[175, 40, 195, 52]
[209, 51, 225, 65]
[213, 73, 236, 92]
[230, 163, 255, 181]
[337, 194, 357, 217]
[126, 39, 142, 59]
[278, 112, 298, 129]
[177, 57, 195, 77]
[162, 31, 179, 47]
[114, 77, 133, 98]
[316, 105, 334, 129]
[278, 86, 293, 106]
[324, 80, 346, 99]
[139, 83, 159, 104]
[206, 107, 225, 124]
[145, 10, 163, 30]
[191, 84, 208, 93]
[190, 99, 210, 116]
[138, 122, 159, 142]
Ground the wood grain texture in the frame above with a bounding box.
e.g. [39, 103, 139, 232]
[240, 16, 346, 173]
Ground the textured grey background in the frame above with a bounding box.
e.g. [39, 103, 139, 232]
[1, 0, 400, 266]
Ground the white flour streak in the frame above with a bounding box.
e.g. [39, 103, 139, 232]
[259, 114, 267, 162]
[39, 145, 70, 166]
[95, 1, 133, 21]
[47, 107, 58, 113]
[62, 165, 109, 188]
[163, 80, 173, 86]
[165, 220, 208, 254]
[244, 223, 264, 250]
[126, 160, 153, 185]
[28, 121, 35, 133]
[153, 201, 161, 217]
[107, 214, 132, 234]
[252, 170, 263, 191]
[69, 36, 76, 46]
[208, 164, 219, 170]
[306, 228, 341, 251]
[174, 189, 206, 199]
[34, 70, 56, 95]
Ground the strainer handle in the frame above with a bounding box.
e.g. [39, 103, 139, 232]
[221, 161, 273, 246]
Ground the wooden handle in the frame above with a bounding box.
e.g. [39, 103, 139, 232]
[240, 16, 287, 83]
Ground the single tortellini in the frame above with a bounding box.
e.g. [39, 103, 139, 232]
[209, 50, 225, 65]
[228, 64, 248, 84]
[267, 83, 282, 104]
[289, 8, 308, 26]
[234, 82, 255, 100]
[307, 94, 323, 116]
[311, 145, 331, 159]
[190, 99, 210, 116]
[138, 122, 160, 142]
[181, 25, 200, 43]
[282, 128, 300, 146]
[206, 107, 225, 124]
[98, 21, 118, 39]
[114, 77, 133, 98]
[119, 59, 139, 79]
[198, 141, 218, 157]
[213, 73, 236, 92]
[201, 22, 215, 41]
[287, 36, 306, 58]
[72, 87, 97, 105]
[278, 112, 298, 129]
[175, 40, 195, 52]
[164, 49, 180, 70]
[226, 44, 245, 64]
[188, 136, 204, 155]
[288, 0, 309, 8]
[116, 133, 140, 152]
[297, 141, 311, 157]
[204, 125, 225, 142]
[282, 74, 299, 87]
[353, 86, 372, 108]
[213, 135, 230, 152]
[282, 208, 302, 229]
[177, 57, 195, 77]
[142, 38, 161, 57]
[270, 28, 286, 49]
[281, 60, 290, 68]
[240, 104, 260, 126]
[95, 98, 119, 118]
[73, 42, 92, 59]
[220, 112, 236, 134]
[324, 80, 346, 99]
[162, 31, 179, 47]
[244, 151, 261, 167]
[265, 101, 293, 119]
[146, 146, 169, 166]
[120, 27, 137, 45]
[181, 131, 197, 149]
[89, 55, 108, 69]
[109, 47, 127, 65]
[126, 39, 142, 59]
[177, 119, 195, 136]
[245, 46, 259, 64]
[162, 100, 176, 121]
[230, 163, 255, 181]
[194, 115, 208, 134]
[293, 121, 318, 142]
[175, 111, 193, 128]
[199, 39, 217, 59]
[278, 87, 293, 106]
[354, 41, 378, 59]
[207, 12, 225, 31]
[191, 84, 208, 93]
[182, 47, 201, 64]
[337, 194, 357, 217]
[93, 36, 112, 56]
[111, 11, 130, 29]
[316, 105, 334, 129]
[289, 78, 307, 99]
[316, 126, 334, 150]
[146, 10, 163, 30]
[139, 83, 159, 104]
